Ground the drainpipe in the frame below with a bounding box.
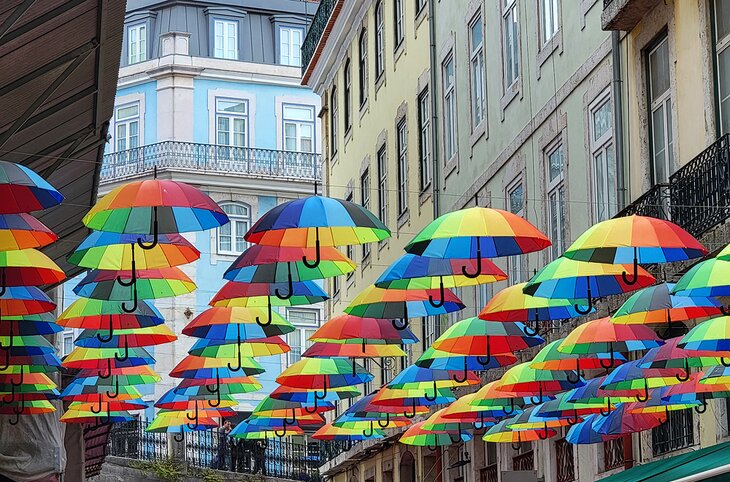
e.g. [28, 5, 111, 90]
[428, 0, 441, 218]
[612, 30, 627, 210]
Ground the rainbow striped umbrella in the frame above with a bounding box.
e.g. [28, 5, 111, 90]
[188, 336, 290, 358]
[591, 403, 665, 435]
[0, 213, 57, 250]
[232, 422, 303, 440]
[639, 337, 721, 382]
[0, 249, 65, 293]
[439, 393, 505, 429]
[269, 384, 360, 405]
[74, 267, 196, 301]
[524, 257, 655, 314]
[74, 325, 177, 349]
[482, 417, 556, 447]
[401, 420, 472, 448]
[2, 398, 56, 424]
[183, 307, 295, 340]
[496, 362, 581, 405]
[534, 392, 609, 422]
[244, 195, 390, 269]
[508, 405, 576, 432]
[470, 381, 536, 414]
[0, 286, 56, 316]
[672, 257, 730, 311]
[662, 372, 730, 414]
[370, 387, 456, 418]
[387, 365, 479, 401]
[60, 385, 142, 403]
[276, 358, 373, 392]
[309, 314, 418, 345]
[0, 313, 62, 336]
[600, 360, 683, 403]
[1, 349, 61, 372]
[302, 342, 405, 358]
[530, 339, 626, 384]
[564, 377, 633, 418]
[415, 346, 518, 382]
[0, 161, 64, 214]
[313, 422, 382, 441]
[62, 347, 156, 378]
[170, 354, 265, 378]
[679, 316, 730, 357]
[566, 414, 622, 444]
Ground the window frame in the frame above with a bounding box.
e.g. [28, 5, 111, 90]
[285, 308, 319, 365]
[539, 0, 560, 46]
[359, 29, 369, 106]
[506, 177, 526, 282]
[646, 34, 673, 185]
[279, 26, 304, 67]
[213, 18, 239, 60]
[114, 102, 141, 153]
[589, 88, 616, 222]
[442, 53, 457, 161]
[545, 140, 566, 260]
[282, 103, 316, 153]
[469, 14, 486, 130]
[217, 202, 252, 256]
[361, 168, 371, 261]
[501, 0, 521, 91]
[377, 145, 388, 226]
[375, 1, 385, 79]
[344, 59, 352, 132]
[394, 0, 405, 49]
[330, 86, 339, 157]
[713, 0, 730, 135]
[215, 98, 249, 148]
[417, 88, 432, 192]
[127, 23, 147, 65]
[397, 119, 408, 216]
[345, 191, 356, 280]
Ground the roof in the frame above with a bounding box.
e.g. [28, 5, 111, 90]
[0, 0, 125, 279]
[600, 441, 730, 482]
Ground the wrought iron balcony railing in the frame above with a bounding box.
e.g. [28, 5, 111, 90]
[301, 0, 339, 76]
[616, 134, 730, 239]
[100, 141, 321, 183]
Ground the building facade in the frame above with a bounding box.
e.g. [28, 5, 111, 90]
[59, 0, 323, 417]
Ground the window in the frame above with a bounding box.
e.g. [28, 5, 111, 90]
[361, 169, 371, 260]
[714, 0, 730, 135]
[416, 0, 427, 14]
[647, 35, 673, 184]
[216, 99, 248, 147]
[540, 0, 560, 45]
[62, 330, 74, 357]
[346, 192, 355, 279]
[422, 316, 440, 351]
[590, 90, 617, 221]
[286, 309, 318, 364]
[128, 23, 146, 64]
[546, 142, 566, 260]
[377, 146, 388, 225]
[115, 103, 140, 153]
[359, 29, 369, 106]
[394, 0, 404, 48]
[502, 0, 520, 89]
[364, 358, 373, 393]
[375, 1, 385, 78]
[280, 27, 303, 67]
[418, 89, 432, 191]
[217, 203, 251, 254]
[469, 16, 485, 129]
[344, 60, 352, 131]
[507, 180, 526, 282]
[652, 408, 694, 455]
[331, 87, 338, 156]
[381, 359, 394, 385]
[214, 19, 238, 60]
[283, 104, 315, 153]
[397, 120, 408, 215]
[332, 275, 340, 298]
[443, 54, 457, 160]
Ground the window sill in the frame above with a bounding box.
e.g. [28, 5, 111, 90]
[470, 121, 487, 148]
[394, 41, 406, 65]
[375, 73, 386, 95]
[344, 127, 353, 146]
[397, 209, 410, 229]
[536, 30, 563, 77]
[419, 185, 432, 206]
[415, 3, 428, 30]
[500, 79, 522, 117]
[444, 153, 458, 179]
[331, 151, 339, 167]
[378, 238, 389, 252]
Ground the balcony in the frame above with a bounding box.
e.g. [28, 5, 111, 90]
[555, 439, 576, 482]
[616, 134, 730, 239]
[100, 141, 321, 184]
[601, 0, 663, 31]
[512, 450, 534, 471]
[603, 438, 625, 472]
[480, 464, 497, 482]
[301, 0, 341, 78]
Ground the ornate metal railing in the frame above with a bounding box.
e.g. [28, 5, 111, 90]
[301, 0, 339, 75]
[314, 438, 353, 466]
[652, 408, 695, 456]
[101, 141, 321, 183]
[555, 438, 575, 482]
[107, 420, 168, 462]
[615, 183, 670, 219]
[512, 450, 534, 471]
[603, 438, 624, 471]
[616, 134, 730, 239]
[670, 134, 730, 238]
[480, 464, 498, 482]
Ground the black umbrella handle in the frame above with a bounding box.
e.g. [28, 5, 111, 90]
[138, 206, 159, 250]
[302, 228, 321, 269]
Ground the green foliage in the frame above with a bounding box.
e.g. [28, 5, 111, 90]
[130, 458, 184, 481]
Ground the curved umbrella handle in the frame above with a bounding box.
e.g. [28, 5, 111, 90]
[424, 380, 438, 402]
[599, 344, 615, 370]
[173, 433, 185, 443]
[721, 306, 730, 316]
[314, 378, 328, 400]
[186, 401, 199, 422]
[114, 336, 129, 362]
[377, 413, 390, 429]
[227, 325, 243, 371]
[537, 422, 550, 440]
[0, 321, 13, 350]
[530, 383, 543, 405]
[362, 421, 374, 438]
[0, 350, 9, 371]
[98, 406, 112, 425]
[391, 318, 409, 331]
[274, 262, 294, 300]
[428, 277, 445, 309]
[694, 397, 707, 414]
[121, 283, 139, 314]
[10, 365, 24, 387]
[8, 406, 22, 426]
[91, 394, 104, 414]
[722, 357, 730, 368]
[522, 322, 539, 338]
[566, 409, 579, 426]
[2, 383, 16, 404]
[0, 268, 6, 297]
[675, 358, 690, 383]
[511, 431, 522, 451]
[621, 248, 639, 285]
[274, 425, 288, 438]
[284, 408, 297, 426]
[208, 387, 222, 408]
[635, 380, 650, 403]
[566, 370, 581, 385]
[449, 430, 462, 444]
[304, 399, 319, 414]
[428, 444, 439, 451]
[98, 359, 112, 380]
[452, 358, 469, 384]
[503, 397, 516, 416]
[575, 277, 594, 315]
[476, 336, 492, 367]
[206, 368, 221, 394]
[657, 309, 674, 340]
[255, 298, 273, 327]
[600, 398, 612, 417]
[137, 206, 159, 250]
[106, 376, 119, 399]
[302, 227, 321, 269]
[402, 399, 417, 419]
[462, 245, 482, 279]
[96, 315, 115, 343]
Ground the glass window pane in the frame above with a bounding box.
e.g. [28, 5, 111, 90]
[283, 106, 314, 121]
[218, 100, 245, 114]
[652, 106, 668, 182]
[593, 100, 612, 141]
[650, 39, 670, 101]
[470, 18, 482, 51]
[716, 1, 730, 40]
[117, 105, 139, 119]
[549, 146, 564, 181]
[720, 47, 730, 134]
[509, 184, 523, 214]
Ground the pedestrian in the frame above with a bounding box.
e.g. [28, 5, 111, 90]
[212, 420, 232, 470]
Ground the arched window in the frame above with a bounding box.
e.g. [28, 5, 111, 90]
[217, 202, 251, 255]
[330, 86, 338, 155]
[359, 29, 368, 105]
[374, 1, 385, 78]
[400, 450, 416, 482]
[344, 59, 352, 131]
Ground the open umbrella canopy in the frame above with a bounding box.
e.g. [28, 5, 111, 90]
[60, 385, 142, 402]
[0, 161, 64, 214]
[74, 365, 161, 385]
[276, 358, 373, 389]
[534, 392, 609, 419]
[0, 363, 61, 377]
[231, 423, 304, 439]
[626, 388, 699, 414]
[313, 422, 383, 441]
[344, 285, 464, 321]
[431, 317, 544, 358]
[416, 346, 518, 372]
[244, 196, 391, 248]
[523, 257, 655, 310]
[302, 342, 406, 358]
[60, 413, 135, 424]
[209, 280, 329, 307]
[170, 354, 265, 378]
[147, 411, 220, 432]
[61, 377, 147, 397]
[401, 420, 473, 446]
[470, 381, 536, 412]
[57, 298, 164, 330]
[564, 377, 635, 410]
[176, 376, 262, 392]
[155, 389, 238, 410]
[74, 267, 196, 301]
[479, 282, 593, 331]
[0, 248, 65, 287]
[566, 414, 621, 445]
[188, 336, 290, 358]
[74, 325, 177, 349]
[700, 366, 730, 386]
[183, 307, 295, 340]
[83, 179, 229, 234]
[600, 360, 682, 401]
[671, 258, 730, 297]
[662, 373, 730, 412]
[370, 386, 456, 407]
[530, 339, 626, 374]
[245, 412, 324, 427]
[404, 207, 551, 259]
[224, 245, 356, 283]
[0, 399, 56, 415]
[387, 365, 480, 391]
[592, 403, 665, 435]
[496, 362, 582, 403]
[612, 283, 721, 329]
[508, 405, 577, 430]
[374, 253, 507, 290]
[0, 334, 55, 350]
[62, 346, 156, 370]
[1, 350, 62, 368]
[558, 317, 663, 369]
[68, 232, 201, 270]
[482, 417, 557, 443]
[0, 213, 57, 251]
[270, 384, 360, 404]
[332, 414, 411, 430]
[250, 396, 335, 417]
[439, 393, 509, 424]
[679, 316, 730, 353]
[0, 371, 54, 387]
[0, 316, 63, 336]
[421, 408, 471, 431]
[310, 314, 418, 345]
[341, 392, 411, 418]
[0, 286, 56, 316]
[68, 399, 149, 413]
[0, 382, 58, 396]
[639, 337, 721, 379]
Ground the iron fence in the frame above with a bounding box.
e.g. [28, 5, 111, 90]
[512, 450, 534, 471]
[555, 438, 575, 482]
[480, 464, 498, 482]
[100, 141, 321, 183]
[603, 437, 624, 471]
[107, 420, 168, 462]
[615, 183, 670, 219]
[652, 408, 694, 455]
[301, 0, 339, 75]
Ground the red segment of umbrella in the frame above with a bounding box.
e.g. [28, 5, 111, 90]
[310, 314, 418, 344]
[0, 213, 58, 250]
[302, 342, 407, 358]
[0, 286, 56, 316]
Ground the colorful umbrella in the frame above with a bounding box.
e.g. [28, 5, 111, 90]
[183, 307, 295, 339]
[400, 420, 472, 448]
[563, 215, 705, 285]
[700, 366, 730, 386]
[639, 337, 722, 382]
[370, 387, 456, 417]
[309, 314, 419, 345]
[564, 377, 633, 418]
[0, 161, 64, 214]
[269, 384, 360, 405]
[0, 213, 57, 251]
[276, 358, 373, 393]
[244, 195, 390, 268]
[671, 257, 730, 306]
[387, 365, 479, 401]
[626, 388, 699, 415]
[188, 336, 290, 358]
[557, 317, 664, 369]
[534, 392, 609, 422]
[479, 282, 593, 336]
[591, 403, 665, 435]
[2, 398, 56, 424]
[73, 267, 196, 301]
[344, 285, 464, 330]
[470, 381, 535, 415]
[415, 346, 518, 382]
[147, 410, 220, 440]
[565, 414, 621, 445]
[74, 364, 161, 385]
[375, 253, 507, 307]
[232, 422, 304, 440]
[662, 372, 730, 414]
[302, 342, 406, 358]
[73, 325, 177, 361]
[170, 354, 265, 378]
[439, 393, 504, 429]
[0, 249, 65, 293]
[495, 362, 581, 404]
[155, 388, 238, 411]
[530, 339, 626, 384]
[482, 418, 556, 448]
[611, 283, 721, 339]
[600, 360, 682, 403]
[313, 422, 382, 441]
[0, 286, 56, 316]
[0, 314, 62, 336]
[0, 349, 61, 371]
[61, 385, 142, 403]
[62, 347, 156, 378]
[57, 298, 164, 343]
[508, 405, 576, 432]
[679, 316, 730, 362]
